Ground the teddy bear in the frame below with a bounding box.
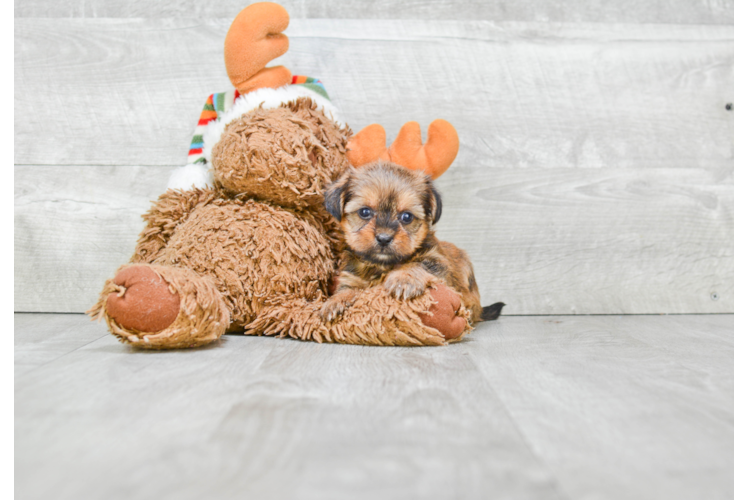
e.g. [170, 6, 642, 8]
[88, 2, 470, 349]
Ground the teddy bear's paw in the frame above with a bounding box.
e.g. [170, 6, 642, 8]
[384, 270, 428, 300]
[418, 283, 468, 341]
[106, 265, 181, 333]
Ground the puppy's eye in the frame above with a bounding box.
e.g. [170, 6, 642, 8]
[399, 212, 414, 224]
[358, 207, 373, 220]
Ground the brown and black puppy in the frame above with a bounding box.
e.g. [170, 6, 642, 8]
[321, 161, 504, 324]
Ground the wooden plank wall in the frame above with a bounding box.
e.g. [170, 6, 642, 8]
[13, 0, 734, 24]
[14, 2, 734, 315]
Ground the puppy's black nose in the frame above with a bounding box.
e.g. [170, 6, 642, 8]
[376, 234, 393, 246]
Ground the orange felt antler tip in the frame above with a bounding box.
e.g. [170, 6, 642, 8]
[425, 119, 459, 178]
[346, 124, 389, 167]
[389, 119, 459, 179]
[225, 2, 293, 95]
[346, 120, 459, 179]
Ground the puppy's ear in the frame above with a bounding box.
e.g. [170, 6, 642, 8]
[324, 171, 351, 221]
[426, 180, 442, 225]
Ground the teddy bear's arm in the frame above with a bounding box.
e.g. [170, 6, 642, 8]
[245, 280, 470, 346]
[131, 188, 216, 264]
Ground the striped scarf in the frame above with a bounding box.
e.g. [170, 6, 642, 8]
[187, 76, 330, 165]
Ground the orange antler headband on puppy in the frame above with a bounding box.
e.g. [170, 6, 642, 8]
[345, 119, 459, 179]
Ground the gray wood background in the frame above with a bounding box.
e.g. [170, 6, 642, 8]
[14, 2, 734, 315]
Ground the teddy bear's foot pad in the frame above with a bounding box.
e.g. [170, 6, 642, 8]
[106, 266, 181, 333]
[418, 283, 468, 341]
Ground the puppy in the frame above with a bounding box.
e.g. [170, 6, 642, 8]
[321, 161, 504, 324]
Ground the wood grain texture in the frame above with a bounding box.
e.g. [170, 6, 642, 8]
[14, 313, 733, 500]
[438, 165, 734, 315]
[469, 314, 733, 500]
[13, 0, 734, 25]
[14, 313, 562, 500]
[14, 165, 171, 313]
[15, 19, 733, 169]
[14, 164, 733, 314]
[14, 313, 108, 377]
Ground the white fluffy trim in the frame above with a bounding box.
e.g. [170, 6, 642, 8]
[167, 163, 214, 191]
[202, 85, 345, 169]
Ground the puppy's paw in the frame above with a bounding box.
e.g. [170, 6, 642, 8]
[319, 296, 348, 322]
[384, 270, 428, 300]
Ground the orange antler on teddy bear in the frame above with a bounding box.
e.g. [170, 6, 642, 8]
[224, 2, 293, 94]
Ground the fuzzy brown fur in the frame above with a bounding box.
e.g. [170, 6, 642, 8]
[322, 161, 484, 324]
[212, 101, 351, 209]
[89, 99, 472, 348]
[89, 264, 230, 349]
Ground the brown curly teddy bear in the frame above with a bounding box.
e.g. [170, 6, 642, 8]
[88, 2, 471, 349]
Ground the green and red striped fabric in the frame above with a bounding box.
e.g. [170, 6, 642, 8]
[187, 77, 329, 164]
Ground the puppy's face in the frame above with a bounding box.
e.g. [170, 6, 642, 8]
[325, 161, 442, 266]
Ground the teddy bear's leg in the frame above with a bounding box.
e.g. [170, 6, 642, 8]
[88, 264, 230, 349]
[245, 282, 470, 346]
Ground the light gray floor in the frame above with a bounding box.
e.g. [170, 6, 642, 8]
[15, 313, 733, 500]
